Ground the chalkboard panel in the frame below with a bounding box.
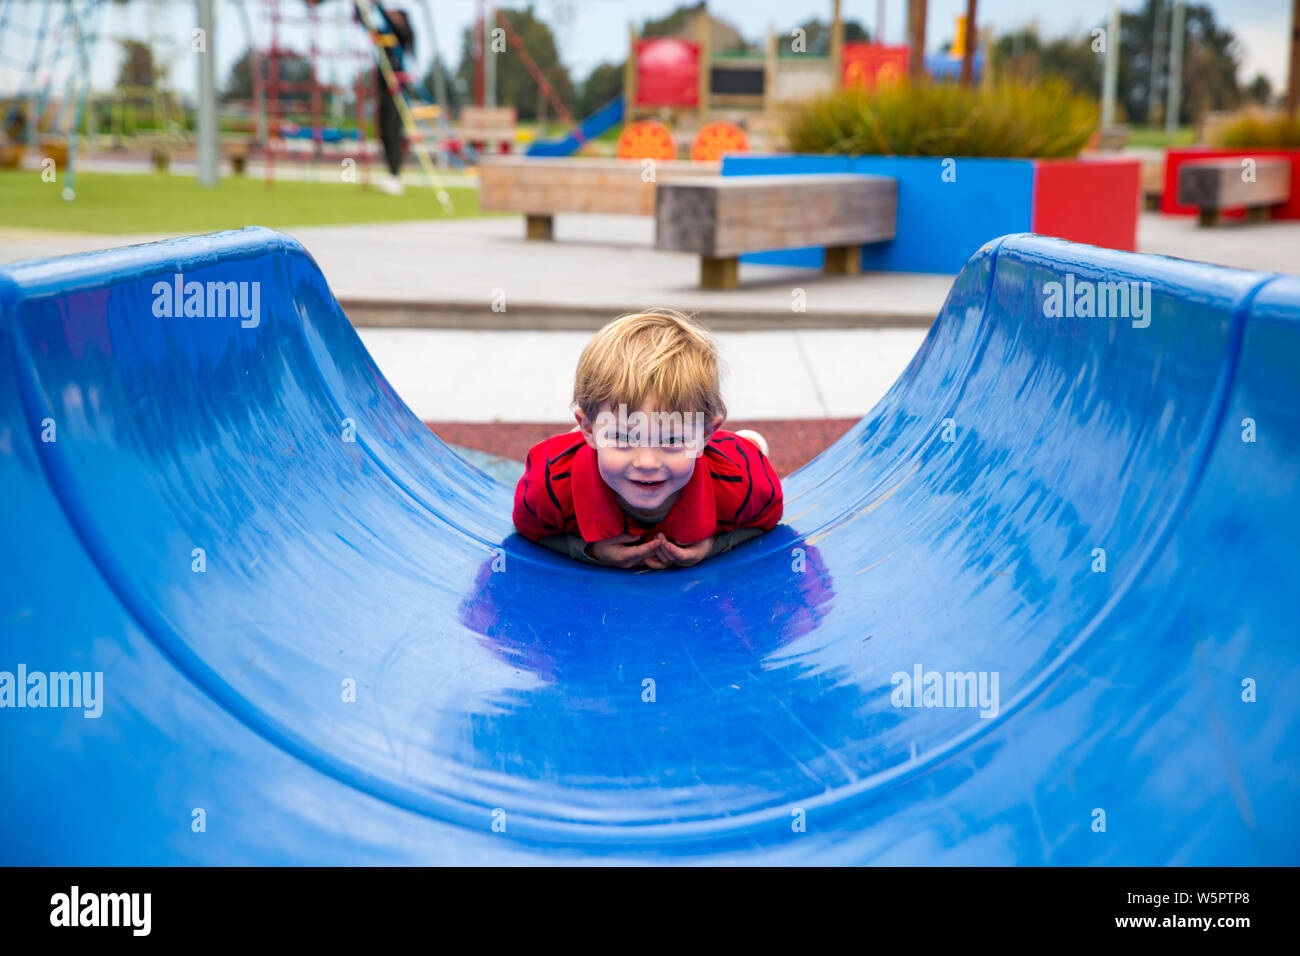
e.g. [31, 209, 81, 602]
[710, 66, 764, 96]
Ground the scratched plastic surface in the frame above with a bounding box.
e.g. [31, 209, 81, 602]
[1, 228, 1296, 864]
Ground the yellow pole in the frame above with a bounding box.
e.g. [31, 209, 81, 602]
[625, 23, 638, 120]
[354, 0, 453, 211]
[831, 0, 844, 91]
[696, 7, 710, 118]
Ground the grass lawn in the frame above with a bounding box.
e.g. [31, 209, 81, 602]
[1126, 125, 1197, 148]
[0, 170, 487, 234]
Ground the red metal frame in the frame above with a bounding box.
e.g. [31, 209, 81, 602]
[494, 8, 583, 145]
[261, 0, 373, 187]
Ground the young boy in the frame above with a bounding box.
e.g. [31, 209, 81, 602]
[513, 310, 783, 568]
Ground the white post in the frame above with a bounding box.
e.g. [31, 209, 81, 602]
[196, 0, 218, 186]
[1101, 0, 1119, 127]
[1165, 1, 1185, 136]
[485, 2, 497, 108]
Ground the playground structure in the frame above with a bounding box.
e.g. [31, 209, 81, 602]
[494, 5, 991, 231]
[1, 226, 1296, 863]
[518, 5, 986, 161]
[0, 0, 471, 198]
[582, 7, 985, 160]
[256, 0, 374, 185]
[239, 0, 459, 203]
[0, 1, 998, 190]
[0, 0, 106, 196]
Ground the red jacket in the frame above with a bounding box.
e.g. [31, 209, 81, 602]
[513, 429, 783, 545]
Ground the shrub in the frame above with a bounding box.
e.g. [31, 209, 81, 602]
[1213, 109, 1300, 148]
[783, 77, 1099, 158]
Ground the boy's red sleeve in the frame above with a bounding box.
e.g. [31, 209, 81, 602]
[708, 432, 783, 532]
[741, 446, 784, 531]
[513, 441, 568, 541]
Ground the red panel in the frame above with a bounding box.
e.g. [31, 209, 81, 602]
[1032, 158, 1141, 252]
[635, 38, 700, 108]
[1162, 147, 1300, 219]
[843, 44, 909, 88]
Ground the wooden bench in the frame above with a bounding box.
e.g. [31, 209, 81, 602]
[478, 157, 719, 240]
[222, 138, 251, 176]
[1140, 158, 1164, 210]
[1093, 124, 1130, 152]
[458, 106, 518, 155]
[654, 173, 897, 289]
[1177, 157, 1291, 226]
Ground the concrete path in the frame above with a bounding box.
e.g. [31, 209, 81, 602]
[3, 211, 1297, 326]
[0, 216, 954, 327]
[357, 326, 926, 422]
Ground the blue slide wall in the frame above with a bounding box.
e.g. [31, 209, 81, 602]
[1, 229, 1296, 863]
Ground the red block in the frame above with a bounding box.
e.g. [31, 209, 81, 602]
[1032, 157, 1141, 252]
[1162, 147, 1300, 219]
[842, 44, 909, 88]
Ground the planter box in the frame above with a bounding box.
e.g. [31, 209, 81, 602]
[721, 154, 1140, 274]
[1162, 147, 1300, 220]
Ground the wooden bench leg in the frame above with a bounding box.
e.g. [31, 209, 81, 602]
[525, 214, 553, 240]
[1197, 208, 1221, 228]
[823, 245, 862, 276]
[700, 256, 739, 290]
[1245, 205, 1270, 223]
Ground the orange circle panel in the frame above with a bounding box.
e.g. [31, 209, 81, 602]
[689, 121, 749, 162]
[615, 120, 677, 161]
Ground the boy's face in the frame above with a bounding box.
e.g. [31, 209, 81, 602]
[577, 397, 721, 515]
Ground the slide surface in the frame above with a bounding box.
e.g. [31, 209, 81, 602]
[1, 229, 1296, 864]
[525, 95, 625, 157]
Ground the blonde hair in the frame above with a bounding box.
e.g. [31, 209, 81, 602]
[573, 309, 727, 424]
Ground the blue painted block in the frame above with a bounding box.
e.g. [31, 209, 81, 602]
[723, 153, 1035, 274]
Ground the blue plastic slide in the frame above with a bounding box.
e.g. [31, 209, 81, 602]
[1, 229, 1296, 863]
[525, 95, 625, 157]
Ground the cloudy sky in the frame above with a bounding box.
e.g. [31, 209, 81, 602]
[0, 0, 1291, 103]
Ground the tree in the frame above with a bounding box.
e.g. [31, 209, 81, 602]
[643, 2, 755, 54]
[454, 5, 574, 122]
[993, 28, 1100, 96]
[642, 2, 704, 39]
[992, 1, 1246, 126]
[1117, 0, 1242, 126]
[117, 40, 161, 92]
[114, 39, 179, 132]
[223, 47, 317, 106]
[576, 62, 624, 117]
[785, 18, 871, 56]
[1245, 72, 1274, 105]
[1178, 4, 1244, 122]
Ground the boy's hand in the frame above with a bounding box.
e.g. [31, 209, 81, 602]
[644, 533, 714, 569]
[587, 532, 667, 569]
